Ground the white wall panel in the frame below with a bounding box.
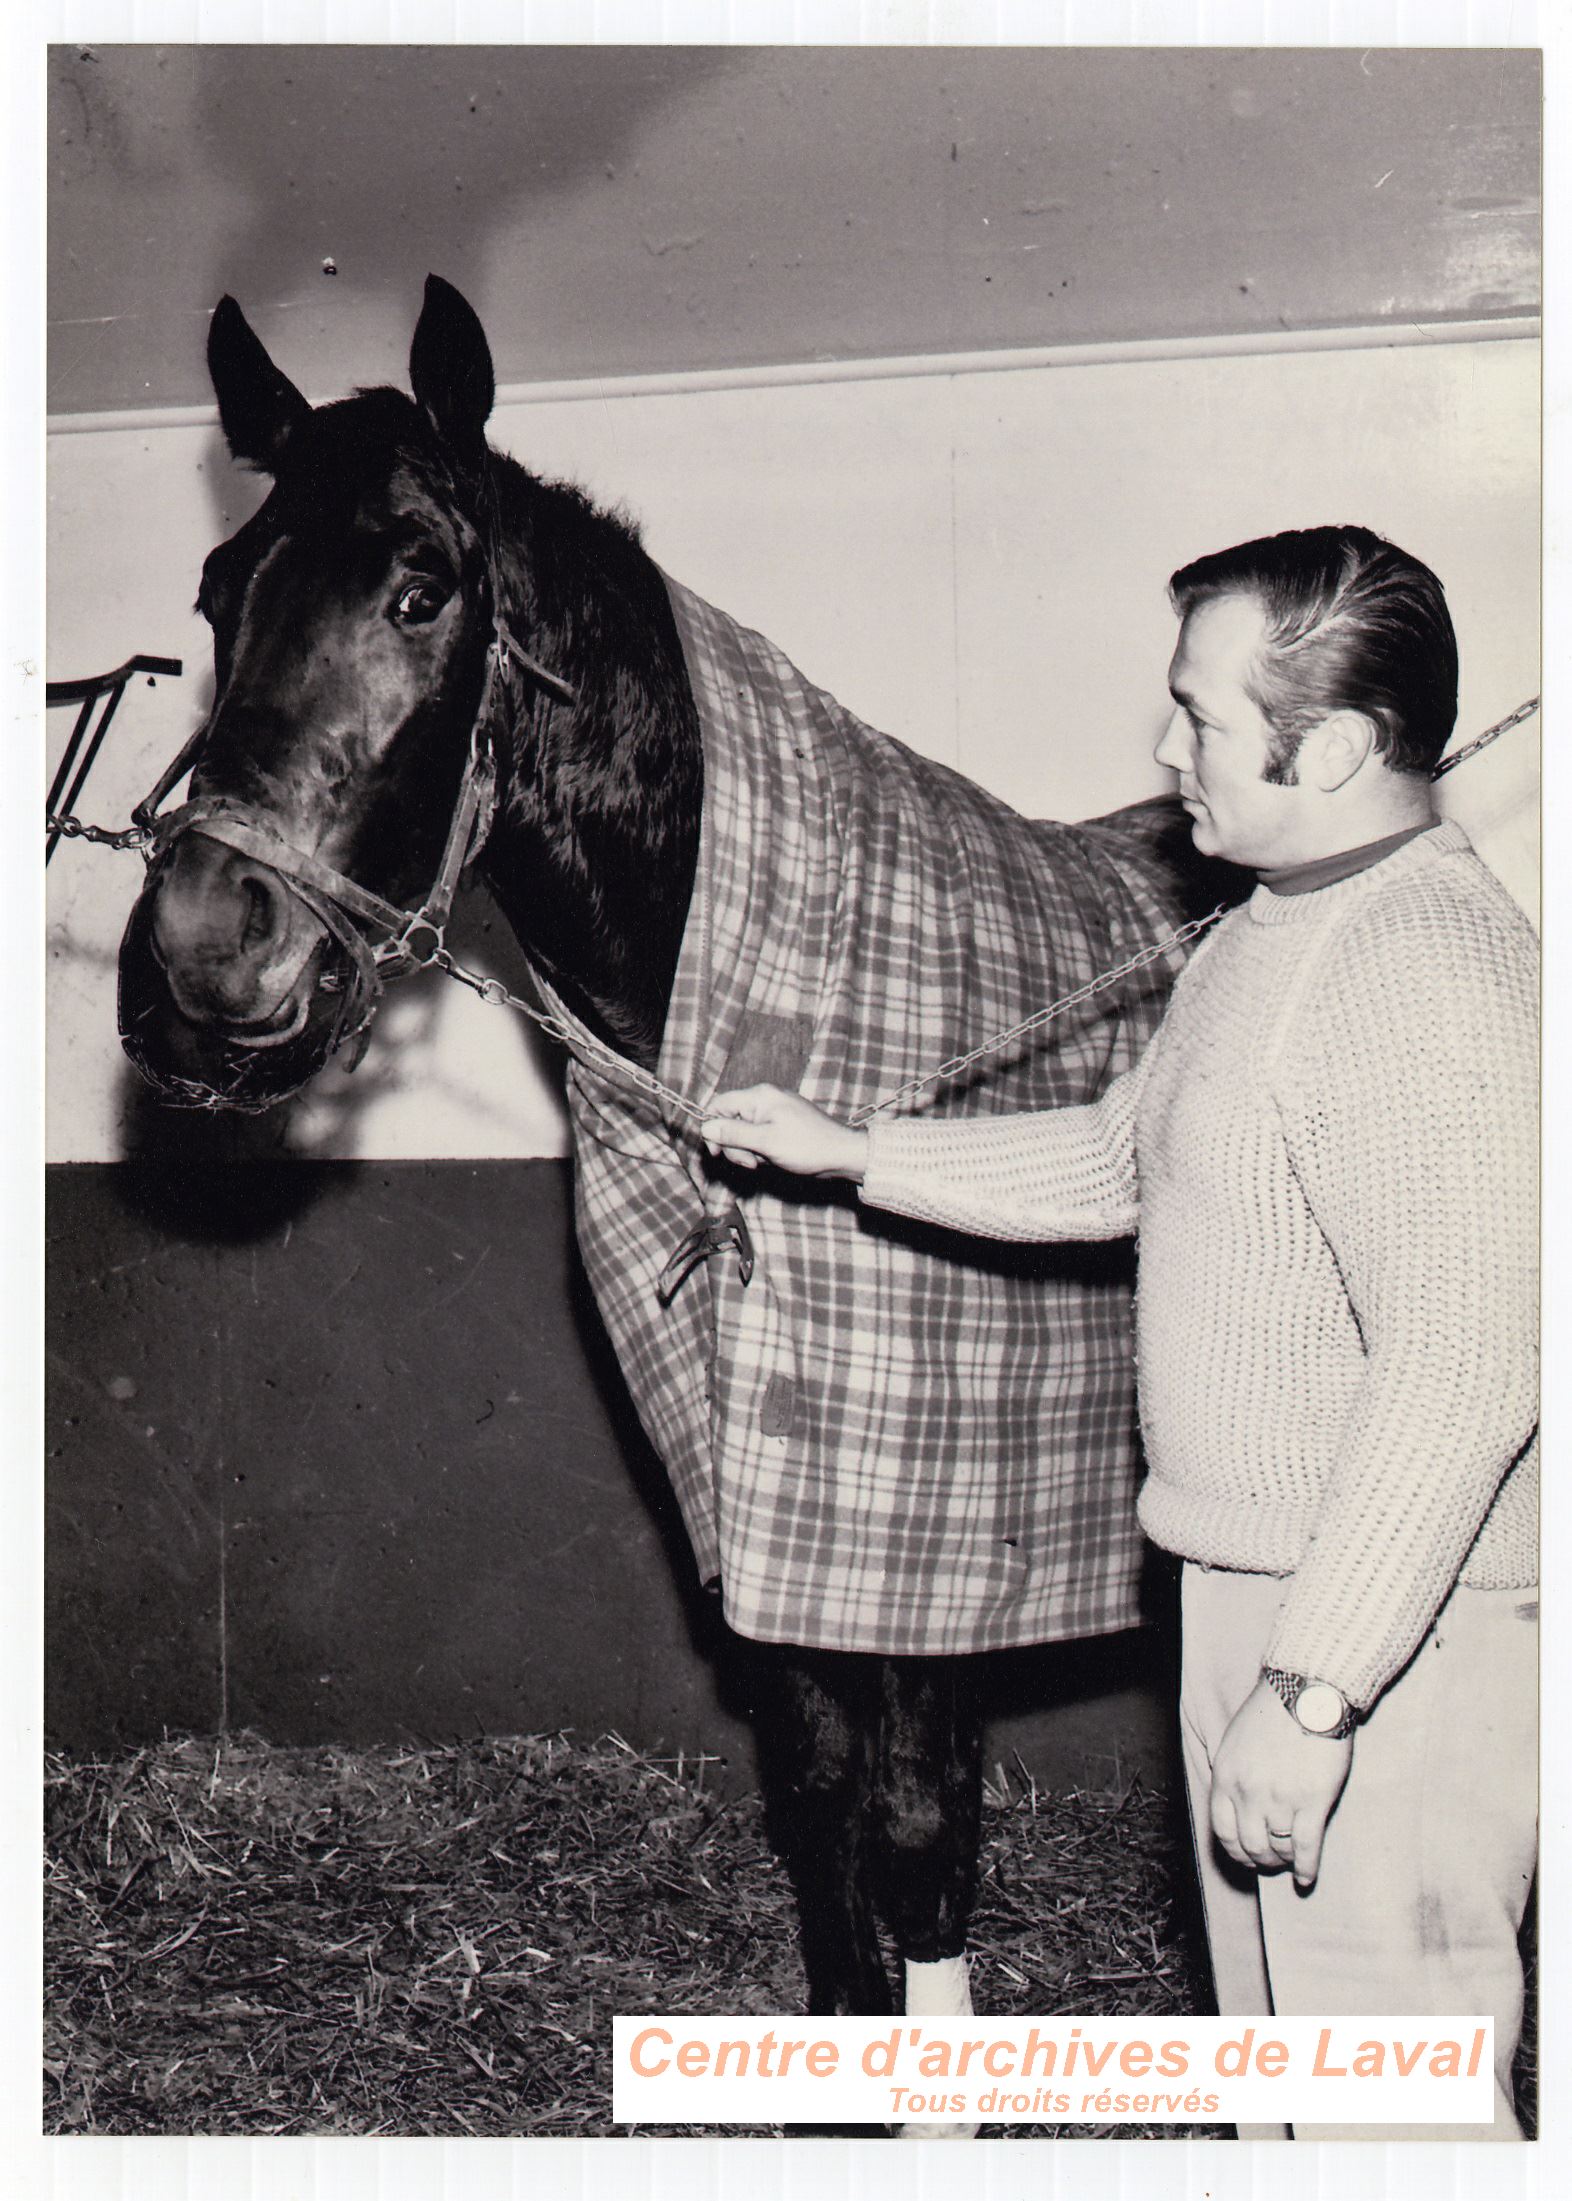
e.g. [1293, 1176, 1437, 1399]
[502, 373, 963, 767]
[45, 335, 1539, 1164]
[947, 342, 1541, 849]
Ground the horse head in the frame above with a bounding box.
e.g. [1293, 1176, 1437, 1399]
[120, 277, 519, 1108]
[121, 275, 702, 1110]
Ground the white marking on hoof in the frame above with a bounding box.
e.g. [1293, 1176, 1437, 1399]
[903, 1952, 973, 2016]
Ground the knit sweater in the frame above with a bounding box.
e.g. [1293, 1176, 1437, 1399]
[860, 821, 1539, 1707]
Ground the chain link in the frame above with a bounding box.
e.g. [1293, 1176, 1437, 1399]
[430, 947, 713, 1125]
[847, 907, 1224, 1126]
[45, 813, 151, 853]
[1431, 695, 1540, 778]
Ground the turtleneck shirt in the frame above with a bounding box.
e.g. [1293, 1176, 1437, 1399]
[1256, 820, 1432, 896]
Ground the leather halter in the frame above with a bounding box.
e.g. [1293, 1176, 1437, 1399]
[130, 575, 576, 1060]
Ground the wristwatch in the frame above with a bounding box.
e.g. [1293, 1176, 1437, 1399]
[1261, 1666, 1358, 1740]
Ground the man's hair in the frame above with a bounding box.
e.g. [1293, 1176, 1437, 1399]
[1168, 526, 1458, 781]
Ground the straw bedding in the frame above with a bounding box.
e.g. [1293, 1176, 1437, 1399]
[44, 1729, 1534, 2140]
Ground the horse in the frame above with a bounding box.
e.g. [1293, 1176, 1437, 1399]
[117, 277, 1235, 2108]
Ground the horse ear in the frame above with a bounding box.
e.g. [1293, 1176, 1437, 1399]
[207, 296, 311, 474]
[409, 275, 495, 466]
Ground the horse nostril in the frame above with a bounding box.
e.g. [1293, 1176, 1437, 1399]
[239, 872, 282, 952]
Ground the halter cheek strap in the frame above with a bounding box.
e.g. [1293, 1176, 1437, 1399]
[143, 735, 497, 978]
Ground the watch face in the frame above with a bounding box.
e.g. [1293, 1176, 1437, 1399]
[1295, 1681, 1345, 1733]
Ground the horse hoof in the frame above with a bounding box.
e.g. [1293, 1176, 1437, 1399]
[897, 2121, 981, 2140]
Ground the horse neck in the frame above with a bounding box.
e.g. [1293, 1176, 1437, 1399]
[477, 470, 704, 1072]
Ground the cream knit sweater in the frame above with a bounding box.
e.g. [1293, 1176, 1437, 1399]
[860, 821, 1539, 1707]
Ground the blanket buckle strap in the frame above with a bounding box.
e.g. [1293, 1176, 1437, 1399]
[657, 1205, 756, 1304]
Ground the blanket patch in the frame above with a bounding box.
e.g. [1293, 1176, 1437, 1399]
[721, 1010, 817, 1093]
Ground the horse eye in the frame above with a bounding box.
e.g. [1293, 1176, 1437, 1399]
[393, 579, 450, 627]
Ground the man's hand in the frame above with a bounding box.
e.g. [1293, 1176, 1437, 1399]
[701, 1085, 871, 1181]
[1210, 1676, 1354, 1890]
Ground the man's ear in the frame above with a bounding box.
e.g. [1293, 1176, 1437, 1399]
[1302, 709, 1379, 794]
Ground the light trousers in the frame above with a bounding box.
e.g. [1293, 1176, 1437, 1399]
[1179, 1562, 1537, 2142]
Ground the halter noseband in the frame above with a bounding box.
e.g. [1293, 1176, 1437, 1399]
[121, 569, 576, 1099]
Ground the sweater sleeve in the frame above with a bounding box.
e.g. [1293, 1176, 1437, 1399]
[858, 1055, 1147, 1243]
[1263, 881, 1539, 1707]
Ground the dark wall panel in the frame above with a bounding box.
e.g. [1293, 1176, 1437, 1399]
[47, 1157, 1173, 1793]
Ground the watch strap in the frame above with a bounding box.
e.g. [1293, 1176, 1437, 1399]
[1261, 1665, 1358, 1740]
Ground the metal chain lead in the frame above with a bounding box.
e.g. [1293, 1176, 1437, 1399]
[44, 814, 151, 852]
[44, 700, 1542, 852]
[430, 907, 1224, 1132]
[428, 946, 715, 1126]
[847, 907, 1225, 1125]
[47, 691, 1541, 1127]
[1432, 694, 1540, 777]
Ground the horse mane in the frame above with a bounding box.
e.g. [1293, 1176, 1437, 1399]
[463, 424, 706, 1067]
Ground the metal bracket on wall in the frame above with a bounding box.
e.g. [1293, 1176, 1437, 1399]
[46, 655, 183, 865]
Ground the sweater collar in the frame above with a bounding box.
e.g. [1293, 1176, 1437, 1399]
[1246, 819, 1467, 923]
[1258, 822, 1435, 897]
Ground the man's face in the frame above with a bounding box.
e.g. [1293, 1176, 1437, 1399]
[1154, 592, 1305, 868]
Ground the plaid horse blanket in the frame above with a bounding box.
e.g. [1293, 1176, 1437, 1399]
[563, 575, 1201, 1655]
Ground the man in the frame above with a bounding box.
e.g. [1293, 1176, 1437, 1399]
[702, 526, 1539, 2141]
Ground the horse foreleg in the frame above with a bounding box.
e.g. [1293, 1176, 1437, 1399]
[755, 1645, 895, 2017]
[874, 1652, 984, 1975]
[876, 1652, 986, 2137]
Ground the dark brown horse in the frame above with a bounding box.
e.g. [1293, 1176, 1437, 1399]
[120, 278, 1232, 2092]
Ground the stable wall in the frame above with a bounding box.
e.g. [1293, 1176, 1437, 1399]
[45, 332, 1541, 1779]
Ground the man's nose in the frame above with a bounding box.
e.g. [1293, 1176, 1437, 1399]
[1154, 707, 1191, 771]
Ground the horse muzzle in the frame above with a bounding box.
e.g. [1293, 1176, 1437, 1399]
[111, 716, 499, 1112]
[147, 831, 327, 1021]
[118, 840, 378, 1111]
